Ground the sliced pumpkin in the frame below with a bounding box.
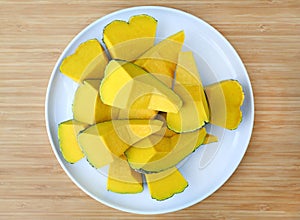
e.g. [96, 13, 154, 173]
[175, 51, 201, 84]
[78, 119, 163, 168]
[60, 39, 108, 82]
[100, 60, 182, 113]
[145, 167, 188, 201]
[167, 51, 209, 132]
[73, 79, 157, 124]
[73, 79, 114, 125]
[125, 127, 207, 173]
[134, 31, 185, 87]
[205, 80, 244, 130]
[107, 156, 143, 194]
[58, 120, 88, 163]
[116, 88, 158, 120]
[117, 107, 157, 120]
[103, 14, 157, 61]
[203, 134, 218, 145]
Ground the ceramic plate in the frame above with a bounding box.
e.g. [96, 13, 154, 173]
[45, 6, 254, 214]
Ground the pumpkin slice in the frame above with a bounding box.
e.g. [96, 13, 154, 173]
[73, 79, 114, 125]
[78, 119, 163, 168]
[100, 60, 182, 113]
[60, 39, 108, 82]
[134, 31, 185, 87]
[203, 134, 218, 144]
[205, 80, 244, 130]
[130, 125, 175, 149]
[58, 120, 88, 163]
[167, 51, 209, 132]
[103, 14, 157, 61]
[174, 51, 201, 83]
[145, 167, 188, 201]
[116, 88, 158, 119]
[125, 127, 207, 173]
[73, 79, 157, 124]
[117, 107, 157, 120]
[107, 156, 143, 194]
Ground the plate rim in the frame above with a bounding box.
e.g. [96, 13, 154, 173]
[45, 5, 254, 214]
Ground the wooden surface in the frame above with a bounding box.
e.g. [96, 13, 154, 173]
[0, 0, 299, 219]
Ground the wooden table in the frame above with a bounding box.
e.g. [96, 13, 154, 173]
[1, 0, 299, 219]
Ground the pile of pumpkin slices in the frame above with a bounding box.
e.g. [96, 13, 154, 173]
[57, 14, 244, 201]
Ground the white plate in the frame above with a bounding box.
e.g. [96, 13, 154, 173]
[45, 6, 254, 214]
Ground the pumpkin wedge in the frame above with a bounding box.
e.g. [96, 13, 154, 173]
[73, 79, 114, 125]
[167, 51, 209, 132]
[103, 14, 157, 61]
[78, 119, 163, 168]
[134, 31, 185, 87]
[60, 39, 108, 82]
[203, 134, 218, 145]
[58, 120, 88, 163]
[145, 167, 188, 201]
[125, 127, 207, 173]
[73, 79, 157, 124]
[117, 107, 157, 120]
[100, 60, 182, 113]
[107, 156, 143, 194]
[205, 80, 244, 130]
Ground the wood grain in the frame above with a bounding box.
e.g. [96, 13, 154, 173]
[0, 0, 299, 219]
